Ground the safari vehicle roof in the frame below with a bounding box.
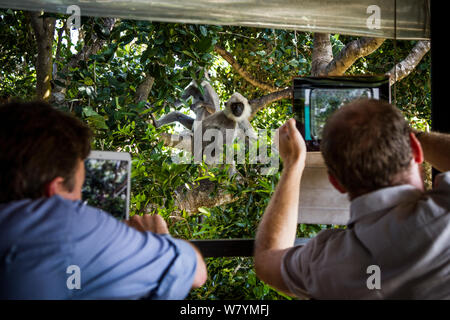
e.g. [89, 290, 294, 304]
[0, 0, 430, 40]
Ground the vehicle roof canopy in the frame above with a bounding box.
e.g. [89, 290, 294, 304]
[0, 0, 430, 39]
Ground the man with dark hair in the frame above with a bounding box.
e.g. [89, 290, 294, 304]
[0, 101, 207, 299]
[254, 98, 450, 299]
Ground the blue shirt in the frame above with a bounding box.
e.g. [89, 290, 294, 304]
[0, 196, 198, 299]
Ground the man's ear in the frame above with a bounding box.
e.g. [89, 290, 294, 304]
[44, 177, 66, 198]
[328, 172, 347, 194]
[409, 132, 424, 164]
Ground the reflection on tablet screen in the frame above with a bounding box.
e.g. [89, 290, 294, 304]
[82, 159, 128, 220]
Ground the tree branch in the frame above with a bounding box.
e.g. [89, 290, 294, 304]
[53, 21, 66, 80]
[248, 87, 293, 118]
[386, 40, 431, 85]
[325, 37, 385, 76]
[214, 45, 279, 92]
[175, 179, 239, 215]
[160, 132, 193, 153]
[134, 73, 155, 104]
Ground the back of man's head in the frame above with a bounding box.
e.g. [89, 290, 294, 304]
[0, 101, 92, 203]
[321, 98, 413, 198]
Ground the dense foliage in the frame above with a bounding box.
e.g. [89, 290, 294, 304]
[0, 10, 431, 299]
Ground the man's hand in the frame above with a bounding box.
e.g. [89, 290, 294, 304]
[410, 128, 450, 173]
[125, 214, 169, 234]
[253, 119, 308, 297]
[276, 118, 307, 168]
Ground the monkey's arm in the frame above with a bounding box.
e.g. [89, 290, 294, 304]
[201, 82, 221, 114]
[151, 112, 195, 130]
[191, 101, 218, 115]
[174, 83, 203, 108]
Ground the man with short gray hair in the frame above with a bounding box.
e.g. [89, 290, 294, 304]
[254, 98, 450, 299]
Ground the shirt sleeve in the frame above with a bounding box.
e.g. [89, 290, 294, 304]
[280, 229, 343, 299]
[68, 203, 198, 300]
[430, 171, 450, 209]
[280, 244, 313, 299]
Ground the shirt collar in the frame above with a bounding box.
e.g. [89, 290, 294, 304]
[348, 184, 423, 226]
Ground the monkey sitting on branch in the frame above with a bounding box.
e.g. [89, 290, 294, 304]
[197, 92, 259, 176]
[160, 92, 274, 215]
[160, 92, 257, 172]
[197, 92, 257, 149]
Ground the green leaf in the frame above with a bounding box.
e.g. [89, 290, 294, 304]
[53, 79, 66, 87]
[182, 50, 196, 59]
[256, 50, 266, 56]
[82, 106, 99, 117]
[87, 115, 108, 130]
[198, 207, 211, 215]
[84, 77, 94, 86]
[200, 25, 208, 37]
[198, 37, 213, 52]
[120, 33, 135, 46]
[154, 35, 165, 45]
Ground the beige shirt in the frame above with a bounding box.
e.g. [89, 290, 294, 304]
[281, 172, 450, 299]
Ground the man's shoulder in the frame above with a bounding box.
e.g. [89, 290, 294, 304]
[433, 171, 450, 191]
[0, 196, 99, 219]
[0, 196, 106, 238]
[315, 227, 346, 239]
[303, 228, 347, 249]
[297, 227, 366, 261]
[0, 197, 79, 250]
[1, 196, 61, 218]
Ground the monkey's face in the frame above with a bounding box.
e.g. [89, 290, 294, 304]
[230, 102, 244, 117]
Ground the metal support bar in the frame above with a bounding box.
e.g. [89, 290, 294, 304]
[190, 238, 310, 258]
[430, 1, 449, 179]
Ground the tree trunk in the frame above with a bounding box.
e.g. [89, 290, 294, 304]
[311, 33, 333, 76]
[28, 12, 56, 101]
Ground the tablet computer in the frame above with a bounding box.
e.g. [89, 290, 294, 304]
[82, 151, 131, 220]
[293, 75, 390, 151]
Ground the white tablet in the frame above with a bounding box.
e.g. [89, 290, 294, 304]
[82, 151, 131, 220]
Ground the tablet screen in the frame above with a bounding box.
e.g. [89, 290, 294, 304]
[310, 87, 373, 140]
[293, 76, 390, 151]
[82, 152, 131, 220]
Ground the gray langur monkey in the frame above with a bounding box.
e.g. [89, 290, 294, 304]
[150, 71, 220, 131]
[199, 92, 255, 140]
[155, 92, 258, 175]
[196, 92, 257, 172]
